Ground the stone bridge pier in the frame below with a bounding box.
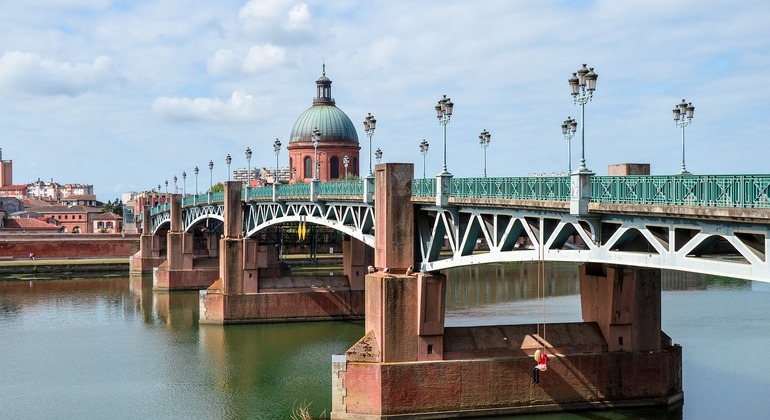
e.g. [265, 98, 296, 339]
[129, 206, 165, 273]
[199, 181, 367, 324]
[153, 194, 220, 290]
[332, 163, 682, 419]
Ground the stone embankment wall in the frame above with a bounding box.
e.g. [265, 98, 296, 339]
[0, 234, 140, 259]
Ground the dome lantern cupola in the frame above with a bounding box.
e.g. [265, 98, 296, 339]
[314, 63, 334, 105]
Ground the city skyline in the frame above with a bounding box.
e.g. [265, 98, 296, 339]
[1, 1, 769, 198]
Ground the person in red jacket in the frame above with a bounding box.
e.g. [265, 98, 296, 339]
[532, 349, 548, 385]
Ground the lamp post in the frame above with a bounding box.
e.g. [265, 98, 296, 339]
[561, 117, 577, 173]
[673, 99, 695, 174]
[291, 167, 296, 181]
[479, 129, 491, 177]
[568, 64, 598, 173]
[208, 160, 213, 192]
[164, 180, 168, 194]
[435, 95, 454, 175]
[182, 171, 187, 197]
[245, 147, 252, 188]
[226, 154, 232, 181]
[419, 139, 429, 179]
[312, 128, 321, 180]
[363, 113, 377, 177]
[173, 176, 177, 194]
[194, 166, 199, 195]
[375, 148, 382, 164]
[343, 155, 349, 178]
[273, 138, 281, 184]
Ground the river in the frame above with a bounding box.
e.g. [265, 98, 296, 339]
[0, 263, 768, 419]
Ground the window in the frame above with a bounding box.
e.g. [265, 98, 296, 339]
[304, 156, 312, 179]
[330, 156, 340, 179]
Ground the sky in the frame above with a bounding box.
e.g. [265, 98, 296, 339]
[1, 0, 769, 200]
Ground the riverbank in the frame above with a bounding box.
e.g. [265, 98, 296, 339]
[0, 258, 129, 280]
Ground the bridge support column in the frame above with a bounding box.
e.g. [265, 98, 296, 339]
[154, 194, 219, 290]
[200, 181, 363, 324]
[333, 164, 682, 419]
[579, 263, 662, 352]
[129, 206, 164, 273]
[343, 235, 373, 291]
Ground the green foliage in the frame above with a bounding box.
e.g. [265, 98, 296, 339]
[344, 174, 360, 181]
[102, 198, 123, 216]
[211, 182, 225, 193]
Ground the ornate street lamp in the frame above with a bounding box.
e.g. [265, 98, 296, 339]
[173, 176, 177, 194]
[245, 147, 252, 187]
[568, 64, 598, 173]
[561, 117, 577, 173]
[225, 154, 232, 181]
[343, 154, 349, 178]
[363, 113, 377, 177]
[419, 139, 429, 179]
[194, 166, 199, 195]
[435, 95, 454, 175]
[208, 160, 214, 192]
[273, 138, 282, 184]
[164, 180, 168, 194]
[673, 99, 695, 174]
[182, 171, 187, 197]
[479, 129, 491, 177]
[375, 148, 382, 164]
[312, 128, 321, 180]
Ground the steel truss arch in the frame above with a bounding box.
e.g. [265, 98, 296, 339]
[183, 204, 226, 232]
[418, 204, 770, 283]
[243, 201, 375, 247]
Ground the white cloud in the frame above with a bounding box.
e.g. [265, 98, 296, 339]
[237, 0, 311, 37]
[0, 51, 123, 96]
[208, 44, 286, 75]
[151, 90, 268, 123]
[285, 4, 310, 30]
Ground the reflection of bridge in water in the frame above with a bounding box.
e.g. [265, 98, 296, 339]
[445, 262, 752, 308]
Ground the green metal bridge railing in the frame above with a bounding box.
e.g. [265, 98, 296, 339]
[591, 175, 770, 208]
[149, 174, 770, 217]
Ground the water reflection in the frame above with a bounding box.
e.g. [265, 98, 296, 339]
[1, 266, 767, 419]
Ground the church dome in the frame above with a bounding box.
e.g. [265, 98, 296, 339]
[289, 67, 359, 144]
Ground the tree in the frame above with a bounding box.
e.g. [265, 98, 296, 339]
[103, 198, 123, 216]
[211, 182, 224, 193]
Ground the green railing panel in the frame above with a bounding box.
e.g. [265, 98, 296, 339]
[247, 186, 274, 199]
[280, 183, 311, 197]
[591, 175, 770, 208]
[412, 178, 436, 197]
[449, 177, 570, 201]
[318, 180, 364, 196]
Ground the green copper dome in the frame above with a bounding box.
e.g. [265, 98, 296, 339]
[289, 67, 359, 144]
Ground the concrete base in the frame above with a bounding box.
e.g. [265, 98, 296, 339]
[332, 323, 682, 419]
[200, 281, 365, 324]
[153, 260, 219, 290]
[129, 254, 165, 273]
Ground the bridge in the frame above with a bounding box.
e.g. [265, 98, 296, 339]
[145, 171, 770, 283]
[130, 165, 769, 418]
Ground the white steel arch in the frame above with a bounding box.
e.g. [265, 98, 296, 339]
[418, 205, 770, 284]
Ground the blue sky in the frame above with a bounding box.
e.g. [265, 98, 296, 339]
[1, 0, 769, 199]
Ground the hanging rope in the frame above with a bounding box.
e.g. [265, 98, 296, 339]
[537, 228, 546, 351]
